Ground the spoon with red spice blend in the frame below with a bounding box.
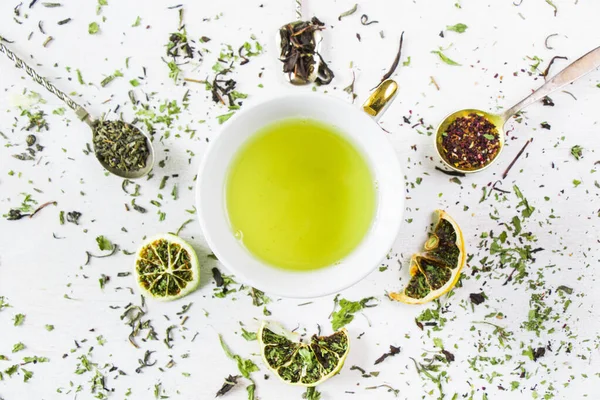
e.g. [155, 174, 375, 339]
[435, 45, 600, 173]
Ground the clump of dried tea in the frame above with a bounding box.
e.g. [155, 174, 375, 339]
[92, 120, 150, 173]
[279, 17, 334, 85]
[439, 113, 501, 171]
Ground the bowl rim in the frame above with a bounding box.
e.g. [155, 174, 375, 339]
[196, 92, 405, 298]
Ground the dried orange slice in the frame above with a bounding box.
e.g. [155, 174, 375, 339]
[134, 233, 200, 301]
[389, 210, 465, 304]
[258, 321, 350, 387]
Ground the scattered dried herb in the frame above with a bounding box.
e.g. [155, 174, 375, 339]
[14, 313, 25, 326]
[343, 70, 357, 102]
[545, 33, 558, 49]
[338, 4, 358, 21]
[541, 55, 567, 77]
[96, 235, 114, 251]
[88, 22, 99, 34]
[542, 96, 555, 106]
[502, 138, 532, 179]
[446, 23, 468, 33]
[435, 166, 466, 177]
[469, 292, 486, 305]
[212, 267, 225, 287]
[360, 14, 378, 25]
[545, 0, 558, 16]
[135, 350, 157, 373]
[374, 345, 401, 365]
[216, 374, 240, 397]
[331, 296, 377, 331]
[431, 48, 461, 66]
[302, 387, 321, 400]
[379, 32, 404, 84]
[570, 145, 583, 160]
[66, 211, 82, 224]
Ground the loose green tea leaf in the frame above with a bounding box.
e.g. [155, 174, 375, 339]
[570, 145, 583, 160]
[219, 335, 259, 379]
[0, 297, 11, 311]
[241, 328, 257, 341]
[331, 297, 377, 331]
[338, 4, 358, 20]
[217, 112, 235, 125]
[431, 50, 461, 66]
[12, 342, 25, 353]
[246, 383, 256, 400]
[88, 22, 100, 34]
[302, 387, 322, 400]
[96, 235, 114, 251]
[545, 0, 558, 15]
[14, 313, 25, 326]
[446, 23, 468, 33]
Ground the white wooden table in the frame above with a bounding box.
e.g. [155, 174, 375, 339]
[1, 1, 599, 399]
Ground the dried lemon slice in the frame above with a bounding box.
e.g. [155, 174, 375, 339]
[258, 321, 350, 387]
[389, 210, 465, 304]
[134, 233, 200, 301]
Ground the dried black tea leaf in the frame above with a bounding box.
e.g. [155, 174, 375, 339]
[216, 375, 240, 397]
[279, 17, 334, 85]
[374, 345, 400, 365]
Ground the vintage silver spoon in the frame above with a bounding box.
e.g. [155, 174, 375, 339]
[0, 41, 154, 179]
[277, 0, 326, 85]
[435, 45, 600, 173]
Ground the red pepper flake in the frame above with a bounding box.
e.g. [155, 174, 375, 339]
[439, 113, 501, 171]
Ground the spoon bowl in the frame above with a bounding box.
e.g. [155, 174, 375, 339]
[435, 109, 506, 173]
[93, 123, 155, 179]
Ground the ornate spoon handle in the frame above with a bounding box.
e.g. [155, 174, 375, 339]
[0, 41, 93, 126]
[502, 45, 600, 120]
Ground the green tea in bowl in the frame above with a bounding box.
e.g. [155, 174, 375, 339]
[226, 118, 376, 271]
[196, 93, 404, 298]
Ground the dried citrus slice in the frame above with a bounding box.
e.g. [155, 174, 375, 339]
[134, 233, 200, 301]
[258, 321, 350, 387]
[389, 210, 465, 304]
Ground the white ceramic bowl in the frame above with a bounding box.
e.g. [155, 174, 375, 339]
[196, 93, 404, 298]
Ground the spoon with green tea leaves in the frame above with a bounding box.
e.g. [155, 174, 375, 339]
[278, 0, 334, 85]
[0, 41, 154, 179]
[435, 45, 600, 174]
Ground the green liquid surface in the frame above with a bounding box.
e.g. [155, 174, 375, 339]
[226, 118, 376, 271]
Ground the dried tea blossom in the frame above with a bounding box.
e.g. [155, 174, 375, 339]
[279, 17, 334, 85]
[92, 120, 150, 173]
